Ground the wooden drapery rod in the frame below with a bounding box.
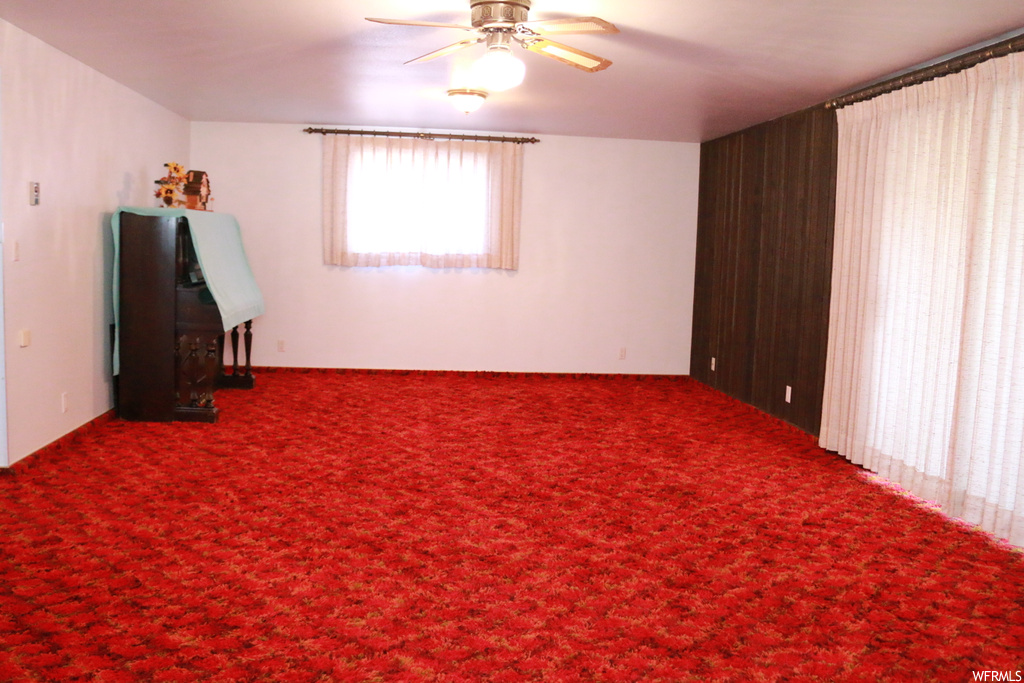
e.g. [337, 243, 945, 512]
[303, 127, 540, 144]
[826, 32, 1024, 109]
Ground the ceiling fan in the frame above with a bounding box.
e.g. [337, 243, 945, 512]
[366, 0, 619, 76]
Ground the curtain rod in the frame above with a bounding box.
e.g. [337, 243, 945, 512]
[826, 32, 1024, 109]
[303, 127, 540, 144]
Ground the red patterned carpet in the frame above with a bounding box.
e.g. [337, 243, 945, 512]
[1, 369, 1022, 681]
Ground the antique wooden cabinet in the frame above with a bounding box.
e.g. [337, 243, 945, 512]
[115, 210, 261, 422]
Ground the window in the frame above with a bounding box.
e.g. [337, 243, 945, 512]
[322, 134, 523, 270]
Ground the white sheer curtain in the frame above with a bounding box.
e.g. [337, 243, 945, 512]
[322, 134, 523, 270]
[821, 52, 1024, 545]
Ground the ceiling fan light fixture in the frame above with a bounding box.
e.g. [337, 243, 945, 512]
[536, 43, 603, 71]
[366, 1, 618, 88]
[472, 44, 526, 92]
[447, 88, 488, 113]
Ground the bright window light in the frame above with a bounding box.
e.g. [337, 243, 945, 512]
[346, 144, 488, 255]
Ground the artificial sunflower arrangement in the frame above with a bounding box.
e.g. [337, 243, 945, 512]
[154, 162, 188, 207]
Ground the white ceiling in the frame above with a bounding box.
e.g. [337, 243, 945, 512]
[2, 0, 1024, 142]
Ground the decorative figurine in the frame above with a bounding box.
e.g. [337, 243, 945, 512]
[184, 170, 212, 211]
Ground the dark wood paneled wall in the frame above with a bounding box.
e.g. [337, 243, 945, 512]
[690, 106, 838, 435]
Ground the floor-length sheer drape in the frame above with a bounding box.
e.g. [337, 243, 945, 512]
[821, 52, 1024, 545]
[322, 134, 522, 270]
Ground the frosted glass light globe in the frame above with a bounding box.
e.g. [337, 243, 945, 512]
[448, 89, 488, 114]
[472, 47, 526, 92]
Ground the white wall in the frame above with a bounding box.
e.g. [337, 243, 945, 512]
[190, 123, 699, 375]
[1, 20, 190, 464]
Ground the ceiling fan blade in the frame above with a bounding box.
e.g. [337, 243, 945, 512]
[518, 17, 619, 36]
[366, 17, 474, 31]
[519, 37, 613, 73]
[405, 37, 483, 65]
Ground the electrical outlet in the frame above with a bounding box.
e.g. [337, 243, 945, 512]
[711, 356, 716, 372]
[30, 182, 40, 206]
[61, 392, 69, 414]
[785, 385, 792, 404]
[618, 347, 627, 360]
[277, 339, 285, 353]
